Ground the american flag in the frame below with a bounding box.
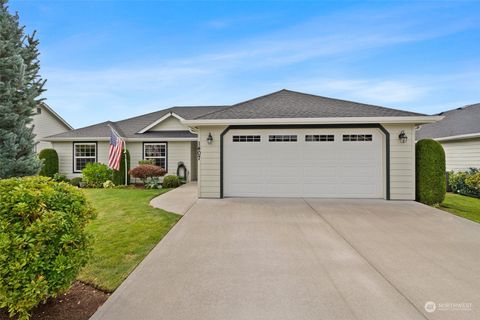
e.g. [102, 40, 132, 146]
[108, 129, 124, 171]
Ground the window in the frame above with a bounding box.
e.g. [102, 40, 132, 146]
[305, 135, 334, 142]
[342, 134, 373, 142]
[232, 135, 261, 142]
[144, 143, 167, 169]
[269, 135, 297, 142]
[36, 107, 42, 114]
[73, 143, 96, 172]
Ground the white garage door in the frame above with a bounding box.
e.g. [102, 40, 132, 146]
[223, 128, 385, 198]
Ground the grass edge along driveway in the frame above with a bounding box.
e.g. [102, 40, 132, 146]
[79, 188, 181, 292]
[438, 193, 480, 224]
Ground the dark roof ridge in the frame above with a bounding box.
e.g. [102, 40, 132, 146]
[193, 89, 286, 119]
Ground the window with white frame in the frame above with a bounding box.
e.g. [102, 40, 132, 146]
[144, 143, 167, 169]
[73, 143, 97, 172]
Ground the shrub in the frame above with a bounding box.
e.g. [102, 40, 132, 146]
[144, 177, 160, 189]
[52, 173, 68, 183]
[112, 150, 130, 186]
[128, 164, 166, 184]
[162, 175, 181, 188]
[38, 149, 59, 178]
[69, 177, 83, 187]
[138, 159, 154, 165]
[82, 163, 112, 188]
[449, 168, 480, 197]
[415, 139, 446, 205]
[103, 180, 115, 188]
[0, 176, 96, 320]
[465, 172, 480, 193]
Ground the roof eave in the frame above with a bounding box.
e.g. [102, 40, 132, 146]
[42, 137, 198, 142]
[182, 116, 444, 126]
[434, 132, 480, 142]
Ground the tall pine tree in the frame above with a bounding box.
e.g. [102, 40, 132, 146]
[0, 0, 44, 178]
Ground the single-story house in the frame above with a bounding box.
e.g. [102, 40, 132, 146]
[44, 89, 441, 200]
[32, 102, 73, 152]
[416, 103, 480, 171]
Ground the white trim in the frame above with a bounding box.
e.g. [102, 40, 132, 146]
[73, 142, 96, 173]
[137, 112, 186, 133]
[434, 132, 480, 142]
[182, 116, 443, 126]
[40, 102, 74, 130]
[143, 142, 167, 168]
[42, 137, 197, 142]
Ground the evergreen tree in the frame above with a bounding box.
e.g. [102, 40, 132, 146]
[0, 0, 44, 178]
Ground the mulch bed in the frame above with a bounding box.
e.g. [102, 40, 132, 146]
[0, 282, 110, 320]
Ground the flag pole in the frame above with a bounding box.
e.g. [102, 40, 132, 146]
[107, 123, 128, 186]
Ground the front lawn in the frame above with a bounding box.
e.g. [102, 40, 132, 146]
[79, 189, 181, 292]
[438, 193, 480, 224]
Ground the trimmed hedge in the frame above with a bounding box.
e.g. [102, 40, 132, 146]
[38, 149, 59, 178]
[0, 176, 96, 320]
[162, 175, 181, 188]
[112, 149, 130, 186]
[415, 139, 446, 205]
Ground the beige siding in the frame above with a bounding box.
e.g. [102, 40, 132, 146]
[383, 123, 416, 200]
[441, 138, 480, 171]
[197, 126, 227, 198]
[32, 106, 71, 152]
[149, 116, 188, 131]
[197, 124, 416, 200]
[52, 140, 193, 181]
[167, 141, 192, 180]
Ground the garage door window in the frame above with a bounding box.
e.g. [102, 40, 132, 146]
[269, 135, 297, 142]
[305, 134, 334, 142]
[232, 135, 261, 142]
[343, 134, 373, 142]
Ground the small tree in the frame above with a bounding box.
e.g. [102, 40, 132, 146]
[112, 149, 130, 185]
[38, 148, 58, 177]
[129, 164, 166, 184]
[0, 0, 44, 178]
[416, 139, 446, 205]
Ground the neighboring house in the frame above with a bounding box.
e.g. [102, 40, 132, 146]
[32, 102, 73, 152]
[44, 89, 441, 199]
[416, 103, 480, 172]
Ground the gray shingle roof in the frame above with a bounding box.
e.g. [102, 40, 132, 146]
[45, 106, 226, 139]
[416, 103, 480, 140]
[46, 89, 426, 140]
[195, 89, 424, 119]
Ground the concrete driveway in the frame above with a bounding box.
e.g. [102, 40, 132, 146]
[91, 198, 480, 320]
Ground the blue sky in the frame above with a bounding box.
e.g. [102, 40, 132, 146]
[10, 0, 480, 128]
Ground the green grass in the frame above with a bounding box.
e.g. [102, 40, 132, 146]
[78, 188, 181, 292]
[438, 193, 480, 224]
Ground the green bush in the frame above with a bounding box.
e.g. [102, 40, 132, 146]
[38, 149, 59, 178]
[449, 168, 480, 197]
[415, 139, 446, 205]
[162, 175, 181, 188]
[103, 180, 115, 188]
[52, 173, 68, 183]
[69, 177, 83, 187]
[0, 176, 96, 320]
[138, 159, 154, 165]
[112, 150, 130, 186]
[81, 163, 112, 188]
[466, 172, 480, 193]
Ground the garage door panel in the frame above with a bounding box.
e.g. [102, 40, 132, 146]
[224, 129, 384, 198]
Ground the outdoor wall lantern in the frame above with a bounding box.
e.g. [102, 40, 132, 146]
[207, 132, 213, 145]
[398, 130, 408, 143]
